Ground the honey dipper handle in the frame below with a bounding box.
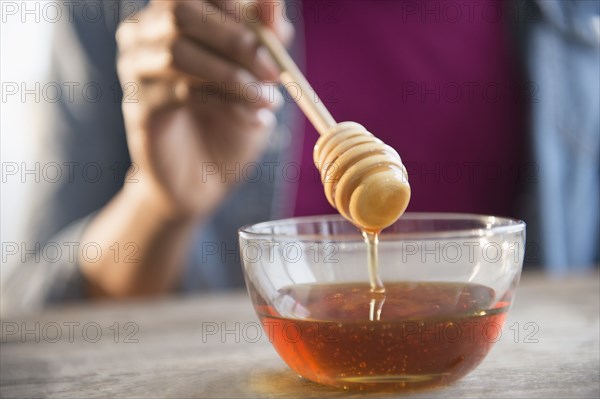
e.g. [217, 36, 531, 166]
[254, 26, 336, 135]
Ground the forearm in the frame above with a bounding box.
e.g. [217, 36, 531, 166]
[79, 181, 197, 298]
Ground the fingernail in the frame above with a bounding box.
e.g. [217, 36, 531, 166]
[256, 46, 280, 81]
[258, 83, 284, 109]
[256, 108, 276, 128]
[240, 80, 271, 108]
[276, 20, 295, 46]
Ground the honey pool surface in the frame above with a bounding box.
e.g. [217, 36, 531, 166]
[253, 282, 509, 390]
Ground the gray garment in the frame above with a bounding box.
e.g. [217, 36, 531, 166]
[524, 0, 600, 271]
[1, 0, 302, 315]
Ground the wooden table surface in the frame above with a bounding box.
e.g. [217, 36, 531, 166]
[1, 271, 599, 398]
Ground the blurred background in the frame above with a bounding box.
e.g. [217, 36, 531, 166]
[1, 0, 599, 315]
[1, 6, 54, 248]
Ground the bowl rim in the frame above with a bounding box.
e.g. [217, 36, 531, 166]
[238, 212, 526, 241]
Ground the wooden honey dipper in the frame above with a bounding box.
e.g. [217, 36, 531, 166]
[254, 26, 411, 232]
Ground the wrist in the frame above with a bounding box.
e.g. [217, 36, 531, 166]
[121, 175, 200, 227]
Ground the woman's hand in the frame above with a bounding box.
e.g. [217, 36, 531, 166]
[115, 0, 293, 221]
[79, 1, 293, 297]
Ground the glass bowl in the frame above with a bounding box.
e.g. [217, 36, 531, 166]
[238, 213, 525, 390]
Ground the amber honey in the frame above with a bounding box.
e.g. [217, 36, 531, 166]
[254, 281, 509, 390]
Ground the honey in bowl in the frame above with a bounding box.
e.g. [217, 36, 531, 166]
[239, 215, 525, 391]
[252, 281, 510, 390]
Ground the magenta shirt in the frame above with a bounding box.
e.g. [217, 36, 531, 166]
[294, 0, 525, 218]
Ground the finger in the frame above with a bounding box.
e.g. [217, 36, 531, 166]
[119, 35, 275, 108]
[166, 0, 280, 82]
[116, 3, 171, 53]
[211, 0, 294, 45]
[257, 0, 294, 45]
[192, 89, 277, 131]
[187, 76, 284, 112]
[195, 102, 275, 167]
[188, 89, 274, 136]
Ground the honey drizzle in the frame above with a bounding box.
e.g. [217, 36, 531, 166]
[362, 231, 386, 321]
